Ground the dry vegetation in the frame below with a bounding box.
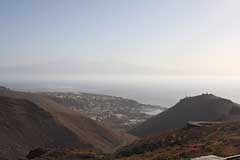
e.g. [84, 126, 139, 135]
[18, 122, 240, 160]
[117, 121, 240, 160]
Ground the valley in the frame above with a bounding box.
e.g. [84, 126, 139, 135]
[1, 87, 240, 160]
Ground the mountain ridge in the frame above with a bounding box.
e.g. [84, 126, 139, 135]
[129, 93, 240, 137]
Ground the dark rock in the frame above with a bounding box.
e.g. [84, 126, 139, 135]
[26, 148, 49, 159]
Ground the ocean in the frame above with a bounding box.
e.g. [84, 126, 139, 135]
[2, 75, 240, 107]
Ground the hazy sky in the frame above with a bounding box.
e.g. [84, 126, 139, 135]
[1, 0, 240, 80]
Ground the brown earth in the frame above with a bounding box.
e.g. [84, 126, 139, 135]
[117, 121, 240, 160]
[0, 90, 135, 159]
[130, 94, 240, 137]
[20, 121, 240, 160]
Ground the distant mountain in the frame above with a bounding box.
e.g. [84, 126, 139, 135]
[41, 92, 166, 130]
[0, 90, 133, 159]
[0, 86, 9, 91]
[129, 94, 240, 137]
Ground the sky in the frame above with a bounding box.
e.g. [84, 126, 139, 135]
[1, 0, 240, 82]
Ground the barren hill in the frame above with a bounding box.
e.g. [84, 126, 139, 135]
[0, 96, 88, 159]
[129, 94, 240, 137]
[0, 90, 133, 159]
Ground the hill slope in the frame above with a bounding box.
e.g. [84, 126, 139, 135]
[0, 90, 132, 159]
[117, 121, 240, 160]
[0, 96, 88, 160]
[130, 94, 240, 137]
[19, 121, 240, 160]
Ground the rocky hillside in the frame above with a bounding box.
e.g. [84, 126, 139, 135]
[4, 91, 240, 160]
[42, 92, 166, 130]
[130, 94, 240, 137]
[19, 121, 240, 160]
[0, 90, 134, 159]
[117, 121, 240, 160]
[0, 96, 88, 160]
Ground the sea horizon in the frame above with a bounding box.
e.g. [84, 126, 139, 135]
[2, 74, 240, 107]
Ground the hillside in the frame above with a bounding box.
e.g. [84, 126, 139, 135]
[130, 94, 240, 137]
[117, 121, 240, 160]
[0, 96, 88, 160]
[19, 121, 240, 160]
[42, 92, 166, 130]
[0, 90, 133, 159]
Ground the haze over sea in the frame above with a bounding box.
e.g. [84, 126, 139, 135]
[2, 1, 240, 109]
[2, 75, 240, 107]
